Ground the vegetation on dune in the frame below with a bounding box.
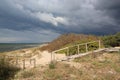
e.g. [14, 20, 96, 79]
[40, 32, 120, 54]
[74, 52, 120, 80]
[14, 52, 120, 80]
[102, 32, 120, 47]
[40, 33, 101, 53]
[0, 57, 20, 80]
[14, 62, 83, 80]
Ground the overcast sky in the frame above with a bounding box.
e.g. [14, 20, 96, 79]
[0, 0, 120, 43]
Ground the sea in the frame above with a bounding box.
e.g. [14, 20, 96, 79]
[0, 43, 43, 53]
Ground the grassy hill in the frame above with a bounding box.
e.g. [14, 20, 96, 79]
[40, 33, 101, 52]
[40, 32, 120, 53]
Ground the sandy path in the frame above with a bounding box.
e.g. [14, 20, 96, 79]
[35, 51, 51, 66]
[18, 51, 51, 69]
[18, 51, 66, 69]
[17, 47, 120, 69]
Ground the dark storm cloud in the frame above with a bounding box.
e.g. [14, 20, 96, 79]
[95, 0, 120, 20]
[0, 1, 45, 30]
[0, 0, 120, 42]
[94, 0, 120, 34]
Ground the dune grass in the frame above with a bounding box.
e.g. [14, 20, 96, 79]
[74, 52, 120, 80]
[14, 62, 83, 80]
[0, 57, 20, 80]
[13, 51, 120, 80]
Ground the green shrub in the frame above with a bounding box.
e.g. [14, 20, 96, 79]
[102, 32, 120, 47]
[88, 42, 99, 51]
[79, 45, 86, 53]
[49, 62, 56, 69]
[56, 41, 100, 55]
[69, 46, 78, 55]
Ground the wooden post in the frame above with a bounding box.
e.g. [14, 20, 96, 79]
[22, 59, 25, 69]
[99, 40, 101, 49]
[91, 50, 96, 58]
[7, 56, 9, 60]
[30, 59, 32, 64]
[67, 47, 69, 56]
[53, 52, 55, 61]
[30, 54, 31, 57]
[38, 52, 41, 58]
[77, 45, 79, 54]
[2, 55, 6, 64]
[51, 52, 55, 62]
[51, 52, 53, 62]
[86, 43, 88, 52]
[33, 59, 36, 68]
[119, 49, 120, 53]
[16, 58, 18, 65]
[3, 55, 5, 59]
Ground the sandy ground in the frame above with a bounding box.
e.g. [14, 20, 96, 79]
[9, 47, 120, 69]
[16, 50, 66, 69]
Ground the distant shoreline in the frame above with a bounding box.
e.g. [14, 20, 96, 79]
[0, 43, 47, 53]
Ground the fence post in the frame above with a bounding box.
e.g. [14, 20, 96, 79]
[77, 45, 79, 54]
[51, 52, 53, 62]
[30, 59, 32, 64]
[91, 50, 96, 58]
[119, 49, 120, 54]
[86, 43, 88, 52]
[99, 40, 101, 49]
[33, 59, 36, 68]
[22, 59, 25, 69]
[16, 57, 18, 65]
[67, 47, 69, 56]
[3, 55, 6, 64]
[38, 52, 41, 58]
[53, 52, 55, 61]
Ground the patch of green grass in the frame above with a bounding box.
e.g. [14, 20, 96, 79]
[92, 60, 111, 69]
[20, 70, 34, 78]
[49, 62, 56, 69]
[104, 74, 115, 80]
[74, 55, 92, 62]
[112, 64, 120, 72]
[43, 63, 83, 80]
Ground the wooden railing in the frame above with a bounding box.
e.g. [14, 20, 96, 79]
[51, 40, 101, 61]
[14, 58, 36, 69]
[3, 54, 37, 69]
[53, 40, 101, 53]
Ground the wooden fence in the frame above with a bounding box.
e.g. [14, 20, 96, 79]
[51, 40, 101, 61]
[3, 55, 36, 69]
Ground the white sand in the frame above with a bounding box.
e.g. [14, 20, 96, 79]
[16, 50, 66, 69]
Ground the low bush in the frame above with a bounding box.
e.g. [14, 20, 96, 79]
[49, 61, 56, 69]
[102, 32, 120, 47]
